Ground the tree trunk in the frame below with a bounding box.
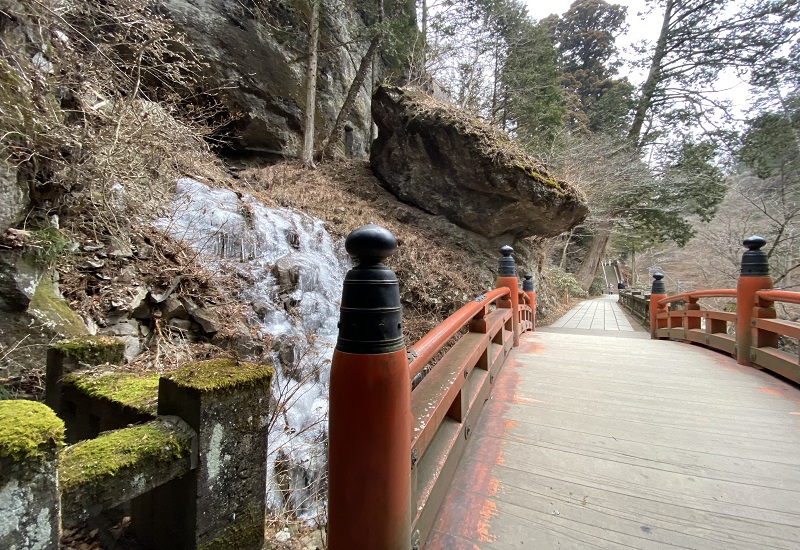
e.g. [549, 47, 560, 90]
[322, 35, 381, 159]
[575, 220, 614, 290]
[560, 228, 574, 270]
[421, 0, 428, 68]
[301, 0, 320, 168]
[627, 0, 673, 146]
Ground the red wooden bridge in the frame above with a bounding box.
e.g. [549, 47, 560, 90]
[327, 227, 800, 550]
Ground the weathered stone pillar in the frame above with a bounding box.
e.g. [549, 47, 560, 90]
[131, 358, 273, 550]
[0, 400, 64, 550]
[46, 335, 126, 437]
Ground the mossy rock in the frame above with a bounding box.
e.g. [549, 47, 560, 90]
[165, 358, 273, 393]
[58, 421, 191, 492]
[51, 335, 126, 366]
[63, 372, 160, 416]
[0, 400, 64, 462]
[29, 274, 87, 338]
[370, 86, 588, 239]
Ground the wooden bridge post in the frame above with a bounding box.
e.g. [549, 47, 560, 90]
[649, 272, 667, 339]
[736, 236, 772, 366]
[496, 245, 520, 346]
[327, 224, 411, 550]
[523, 273, 536, 331]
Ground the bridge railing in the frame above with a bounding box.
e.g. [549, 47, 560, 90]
[752, 290, 800, 381]
[619, 236, 799, 386]
[619, 290, 650, 324]
[327, 225, 535, 550]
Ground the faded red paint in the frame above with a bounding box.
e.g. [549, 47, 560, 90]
[757, 385, 800, 408]
[512, 394, 549, 405]
[487, 477, 500, 497]
[426, 346, 532, 548]
[328, 349, 411, 550]
[476, 499, 498, 543]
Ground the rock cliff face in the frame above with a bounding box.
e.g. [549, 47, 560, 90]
[159, 0, 386, 157]
[370, 86, 589, 239]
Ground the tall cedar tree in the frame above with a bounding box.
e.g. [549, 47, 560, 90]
[549, 0, 634, 134]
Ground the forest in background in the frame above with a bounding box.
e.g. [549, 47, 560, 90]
[388, 0, 800, 295]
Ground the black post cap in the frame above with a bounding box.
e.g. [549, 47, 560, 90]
[740, 235, 769, 277]
[336, 224, 404, 354]
[498, 245, 515, 277]
[651, 272, 665, 294]
[522, 273, 534, 292]
[345, 223, 397, 265]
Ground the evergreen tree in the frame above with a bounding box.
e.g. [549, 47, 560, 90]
[498, 19, 565, 147]
[421, 0, 566, 145]
[550, 0, 633, 133]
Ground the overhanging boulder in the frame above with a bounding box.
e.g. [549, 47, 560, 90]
[370, 86, 588, 239]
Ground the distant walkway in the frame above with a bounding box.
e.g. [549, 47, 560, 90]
[545, 295, 643, 335]
[428, 307, 800, 548]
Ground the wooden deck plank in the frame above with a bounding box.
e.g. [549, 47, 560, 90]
[427, 299, 800, 549]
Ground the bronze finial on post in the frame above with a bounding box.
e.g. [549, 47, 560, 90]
[496, 246, 520, 346]
[328, 224, 411, 550]
[650, 272, 667, 339]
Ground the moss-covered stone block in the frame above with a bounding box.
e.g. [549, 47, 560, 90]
[49, 335, 126, 369]
[45, 335, 126, 419]
[132, 358, 273, 550]
[58, 371, 159, 442]
[63, 372, 159, 416]
[0, 400, 64, 550]
[58, 419, 194, 528]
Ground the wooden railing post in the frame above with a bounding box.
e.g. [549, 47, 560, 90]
[523, 273, 536, 331]
[496, 246, 520, 346]
[327, 224, 411, 550]
[650, 272, 667, 339]
[736, 236, 772, 366]
[685, 296, 701, 331]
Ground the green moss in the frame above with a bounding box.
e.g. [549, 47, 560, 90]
[64, 372, 159, 415]
[58, 421, 191, 491]
[197, 506, 264, 550]
[0, 400, 65, 461]
[51, 335, 125, 365]
[29, 276, 88, 338]
[165, 358, 273, 393]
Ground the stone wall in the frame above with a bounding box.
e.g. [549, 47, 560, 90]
[2, 336, 274, 549]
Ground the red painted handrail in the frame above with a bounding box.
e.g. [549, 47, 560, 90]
[639, 280, 799, 386]
[657, 289, 736, 307]
[756, 289, 800, 306]
[408, 288, 509, 380]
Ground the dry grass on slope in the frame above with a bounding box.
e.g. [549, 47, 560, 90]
[236, 159, 503, 344]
